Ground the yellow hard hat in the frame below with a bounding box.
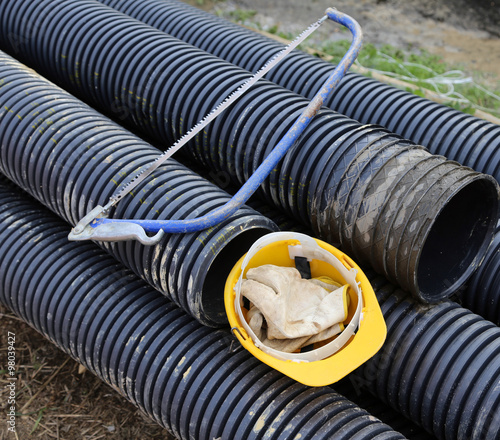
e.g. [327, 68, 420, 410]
[224, 232, 386, 386]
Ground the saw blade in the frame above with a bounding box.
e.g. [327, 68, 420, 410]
[105, 14, 327, 210]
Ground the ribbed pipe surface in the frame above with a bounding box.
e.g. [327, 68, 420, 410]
[229, 189, 500, 440]
[0, 51, 277, 327]
[352, 275, 500, 440]
[101, 0, 500, 184]
[0, 181, 406, 440]
[1, 0, 498, 303]
[334, 379, 436, 440]
[461, 221, 500, 325]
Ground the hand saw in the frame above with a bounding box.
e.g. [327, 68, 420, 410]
[68, 8, 362, 245]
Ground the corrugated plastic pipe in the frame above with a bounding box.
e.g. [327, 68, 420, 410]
[87, 6, 363, 235]
[349, 274, 500, 440]
[102, 0, 500, 322]
[0, 181, 407, 440]
[460, 221, 500, 325]
[0, 51, 278, 327]
[101, 0, 500, 184]
[247, 198, 313, 234]
[1, 0, 498, 303]
[333, 379, 436, 440]
[212, 199, 499, 440]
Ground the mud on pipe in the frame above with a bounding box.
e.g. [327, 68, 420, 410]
[0, 52, 278, 327]
[0, 0, 498, 302]
[0, 180, 407, 440]
[102, 0, 500, 185]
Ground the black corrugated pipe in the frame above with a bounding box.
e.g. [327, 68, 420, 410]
[333, 379, 437, 440]
[240, 193, 498, 440]
[349, 274, 500, 440]
[101, 0, 500, 184]
[0, 51, 278, 327]
[247, 198, 313, 234]
[100, 0, 500, 326]
[0, 181, 407, 440]
[1, 0, 498, 303]
[209, 196, 500, 440]
[460, 221, 500, 325]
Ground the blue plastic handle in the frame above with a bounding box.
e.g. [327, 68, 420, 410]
[94, 9, 363, 234]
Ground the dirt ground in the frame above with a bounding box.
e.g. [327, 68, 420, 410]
[208, 0, 500, 81]
[1, 1, 499, 440]
[0, 304, 174, 440]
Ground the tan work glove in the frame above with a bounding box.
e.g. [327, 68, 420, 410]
[242, 265, 349, 352]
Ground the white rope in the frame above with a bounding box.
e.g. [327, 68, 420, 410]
[354, 50, 500, 117]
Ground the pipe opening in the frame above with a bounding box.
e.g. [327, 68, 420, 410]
[416, 177, 499, 302]
[201, 228, 273, 325]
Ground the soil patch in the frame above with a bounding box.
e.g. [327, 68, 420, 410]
[204, 0, 500, 80]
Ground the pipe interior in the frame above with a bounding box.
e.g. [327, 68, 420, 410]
[416, 178, 499, 301]
[201, 227, 272, 324]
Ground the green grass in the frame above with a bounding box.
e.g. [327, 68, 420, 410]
[319, 40, 500, 117]
[219, 8, 257, 23]
[195, 0, 226, 5]
[218, 6, 500, 118]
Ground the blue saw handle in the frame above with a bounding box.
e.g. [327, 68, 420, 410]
[94, 8, 363, 235]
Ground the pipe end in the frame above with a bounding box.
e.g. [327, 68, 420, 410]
[412, 173, 500, 302]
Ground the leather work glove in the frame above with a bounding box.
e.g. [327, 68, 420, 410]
[241, 265, 349, 353]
